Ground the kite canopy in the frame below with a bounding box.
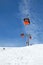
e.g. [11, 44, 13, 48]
[24, 18, 30, 25]
[20, 33, 24, 37]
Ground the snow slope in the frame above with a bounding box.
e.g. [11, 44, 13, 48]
[0, 44, 43, 65]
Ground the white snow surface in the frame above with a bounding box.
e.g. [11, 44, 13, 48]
[0, 44, 43, 65]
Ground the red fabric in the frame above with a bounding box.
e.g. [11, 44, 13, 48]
[24, 21, 30, 25]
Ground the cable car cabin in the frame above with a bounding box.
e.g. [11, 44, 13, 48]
[24, 18, 30, 25]
[20, 33, 24, 37]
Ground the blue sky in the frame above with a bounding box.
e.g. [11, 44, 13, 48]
[0, 0, 43, 46]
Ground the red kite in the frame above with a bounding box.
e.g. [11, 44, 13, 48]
[20, 33, 24, 37]
[24, 18, 30, 25]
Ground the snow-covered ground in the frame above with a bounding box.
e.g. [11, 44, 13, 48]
[0, 44, 43, 65]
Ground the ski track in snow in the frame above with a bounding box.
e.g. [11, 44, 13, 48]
[0, 44, 43, 65]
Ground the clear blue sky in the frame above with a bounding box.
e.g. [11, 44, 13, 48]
[0, 0, 43, 47]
